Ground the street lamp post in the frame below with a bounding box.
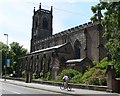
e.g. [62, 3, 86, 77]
[4, 34, 8, 81]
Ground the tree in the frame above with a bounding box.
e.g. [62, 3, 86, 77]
[91, 2, 105, 22]
[0, 41, 28, 75]
[9, 42, 28, 71]
[0, 41, 8, 74]
[91, 1, 120, 77]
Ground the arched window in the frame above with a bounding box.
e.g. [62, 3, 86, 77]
[74, 40, 81, 59]
[42, 18, 48, 29]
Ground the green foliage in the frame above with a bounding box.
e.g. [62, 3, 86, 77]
[80, 57, 109, 85]
[56, 58, 109, 85]
[0, 41, 28, 75]
[0, 41, 8, 75]
[67, 68, 81, 79]
[95, 57, 112, 69]
[81, 68, 95, 84]
[81, 68, 106, 85]
[9, 42, 28, 71]
[32, 72, 51, 80]
[114, 63, 120, 77]
[91, 1, 120, 77]
[32, 73, 39, 79]
[57, 68, 82, 83]
[0, 42, 7, 52]
[102, 2, 120, 77]
[70, 74, 82, 83]
[90, 3, 106, 21]
[44, 72, 51, 80]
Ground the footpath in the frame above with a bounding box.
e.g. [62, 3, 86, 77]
[0, 79, 120, 96]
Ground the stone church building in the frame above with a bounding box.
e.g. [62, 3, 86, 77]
[18, 4, 106, 82]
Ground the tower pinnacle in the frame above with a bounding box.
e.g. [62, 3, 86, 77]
[39, 3, 41, 9]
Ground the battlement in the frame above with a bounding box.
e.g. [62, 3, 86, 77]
[40, 9, 51, 14]
[35, 8, 51, 14]
[37, 21, 100, 43]
[34, 3, 52, 15]
[52, 21, 100, 37]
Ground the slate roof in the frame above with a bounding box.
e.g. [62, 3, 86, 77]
[30, 43, 68, 54]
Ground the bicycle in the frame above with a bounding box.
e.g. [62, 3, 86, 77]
[60, 82, 72, 91]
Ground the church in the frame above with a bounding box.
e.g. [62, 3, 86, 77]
[18, 4, 106, 82]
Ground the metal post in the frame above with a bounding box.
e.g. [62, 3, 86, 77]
[4, 34, 8, 81]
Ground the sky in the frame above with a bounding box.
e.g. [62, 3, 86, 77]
[0, 0, 99, 52]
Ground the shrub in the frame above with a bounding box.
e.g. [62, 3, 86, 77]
[44, 72, 51, 80]
[90, 77, 99, 85]
[32, 72, 40, 79]
[115, 64, 120, 77]
[70, 74, 82, 83]
[99, 78, 107, 86]
[80, 57, 111, 85]
[95, 57, 112, 69]
[32, 73, 36, 79]
[57, 68, 82, 83]
[81, 68, 95, 84]
[81, 68, 106, 85]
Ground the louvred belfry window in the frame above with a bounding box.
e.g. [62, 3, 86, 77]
[43, 18, 48, 29]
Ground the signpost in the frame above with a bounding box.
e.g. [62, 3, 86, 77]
[4, 33, 8, 81]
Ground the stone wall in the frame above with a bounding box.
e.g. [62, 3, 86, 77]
[106, 65, 120, 93]
[32, 21, 105, 61]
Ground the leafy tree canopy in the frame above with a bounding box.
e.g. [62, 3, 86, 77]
[9, 42, 27, 60]
[91, 1, 120, 77]
[9, 42, 28, 70]
[0, 41, 28, 74]
[0, 41, 7, 52]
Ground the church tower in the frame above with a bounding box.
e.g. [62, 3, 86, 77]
[30, 3, 53, 52]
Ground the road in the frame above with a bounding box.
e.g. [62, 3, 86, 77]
[0, 79, 119, 96]
[1, 82, 68, 96]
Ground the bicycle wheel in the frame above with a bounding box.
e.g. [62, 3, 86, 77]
[60, 83, 64, 90]
[67, 85, 72, 91]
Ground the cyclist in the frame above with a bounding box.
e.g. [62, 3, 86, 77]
[62, 74, 69, 88]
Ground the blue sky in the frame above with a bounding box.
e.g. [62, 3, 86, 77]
[0, 0, 99, 52]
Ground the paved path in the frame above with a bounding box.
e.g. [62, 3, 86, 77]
[0, 79, 119, 96]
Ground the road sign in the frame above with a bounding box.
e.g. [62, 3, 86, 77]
[7, 59, 10, 67]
